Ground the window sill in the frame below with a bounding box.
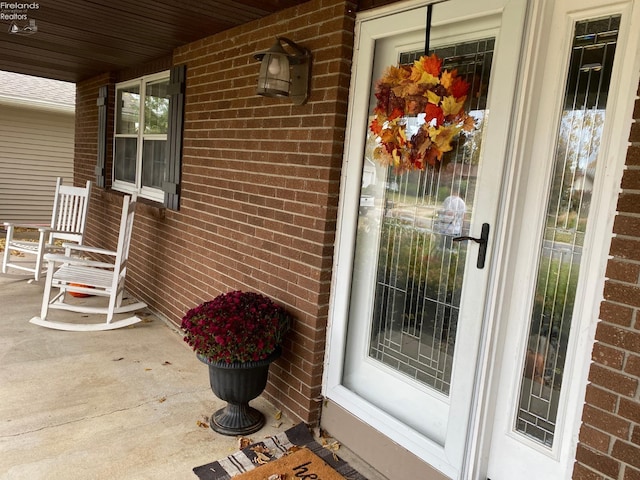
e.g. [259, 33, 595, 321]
[100, 189, 166, 219]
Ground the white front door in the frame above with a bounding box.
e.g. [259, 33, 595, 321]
[325, 0, 528, 477]
[326, 0, 640, 478]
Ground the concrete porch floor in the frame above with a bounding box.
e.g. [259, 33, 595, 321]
[0, 270, 385, 480]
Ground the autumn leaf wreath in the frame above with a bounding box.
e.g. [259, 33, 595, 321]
[369, 54, 476, 173]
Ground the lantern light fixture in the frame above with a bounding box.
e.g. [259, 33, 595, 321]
[254, 37, 311, 105]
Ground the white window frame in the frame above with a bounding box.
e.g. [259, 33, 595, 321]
[113, 70, 169, 203]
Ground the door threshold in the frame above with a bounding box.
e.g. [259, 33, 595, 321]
[320, 399, 451, 480]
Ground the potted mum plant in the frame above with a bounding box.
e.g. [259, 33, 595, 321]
[181, 290, 291, 436]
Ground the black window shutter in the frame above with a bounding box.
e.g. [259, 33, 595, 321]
[163, 64, 186, 210]
[95, 85, 108, 188]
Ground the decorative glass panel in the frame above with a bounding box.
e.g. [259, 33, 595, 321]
[350, 39, 494, 396]
[516, 15, 620, 447]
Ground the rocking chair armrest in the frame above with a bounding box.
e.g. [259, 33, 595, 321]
[3, 222, 52, 233]
[43, 253, 115, 269]
[61, 243, 117, 257]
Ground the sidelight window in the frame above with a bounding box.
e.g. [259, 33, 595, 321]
[515, 15, 620, 447]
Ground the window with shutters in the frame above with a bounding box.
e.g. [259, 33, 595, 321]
[113, 71, 170, 203]
[97, 65, 184, 209]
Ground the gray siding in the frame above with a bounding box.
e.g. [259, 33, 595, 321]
[0, 104, 74, 224]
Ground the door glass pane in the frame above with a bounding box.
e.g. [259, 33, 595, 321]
[516, 15, 620, 447]
[349, 39, 494, 396]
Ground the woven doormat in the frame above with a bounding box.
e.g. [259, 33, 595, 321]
[232, 447, 345, 480]
[193, 423, 368, 480]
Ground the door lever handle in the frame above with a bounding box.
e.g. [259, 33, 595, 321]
[452, 223, 490, 269]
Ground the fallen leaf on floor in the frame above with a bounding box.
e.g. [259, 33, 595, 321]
[158, 397, 166, 403]
[145, 368, 152, 371]
[286, 445, 301, 454]
[271, 421, 282, 428]
[323, 439, 341, 461]
[319, 428, 341, 453]
[238, 437, 253, 449]
[112, 357, 124, 361]
[253, 451, 271, 465]
[197, 420, 209, 429]
[323, 440, 340, 453]
[162, 361, 172, 365]
[252, 445, 271, 455]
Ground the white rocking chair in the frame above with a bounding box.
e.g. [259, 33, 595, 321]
[30, 195, 147, 331]
[2, 177, 92, 281]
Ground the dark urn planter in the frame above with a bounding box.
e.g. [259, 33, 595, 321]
[198, 347, 281, 436]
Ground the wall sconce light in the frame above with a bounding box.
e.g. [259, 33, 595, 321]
[254, 37, 311, 105]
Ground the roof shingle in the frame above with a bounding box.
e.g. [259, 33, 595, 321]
[0, 71, 75, 107]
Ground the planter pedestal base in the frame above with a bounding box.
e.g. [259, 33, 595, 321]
[198, 348, 281, 437]
[211, 402, 265, 436]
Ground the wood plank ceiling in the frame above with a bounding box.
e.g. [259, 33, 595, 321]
[0, 0, 314, 83]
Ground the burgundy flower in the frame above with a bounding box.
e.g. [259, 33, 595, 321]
[181, 290, 291, 364]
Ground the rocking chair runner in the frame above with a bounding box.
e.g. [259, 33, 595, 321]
[2, 177, 92, 281]
[30, 195, 147, 331]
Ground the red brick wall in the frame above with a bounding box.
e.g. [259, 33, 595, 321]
[74, 0, 356, 425]
[573, 84, 640, 479]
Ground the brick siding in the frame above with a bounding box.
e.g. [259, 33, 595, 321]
[574, 82, 640, 479]
[74, 0, 356, 425]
